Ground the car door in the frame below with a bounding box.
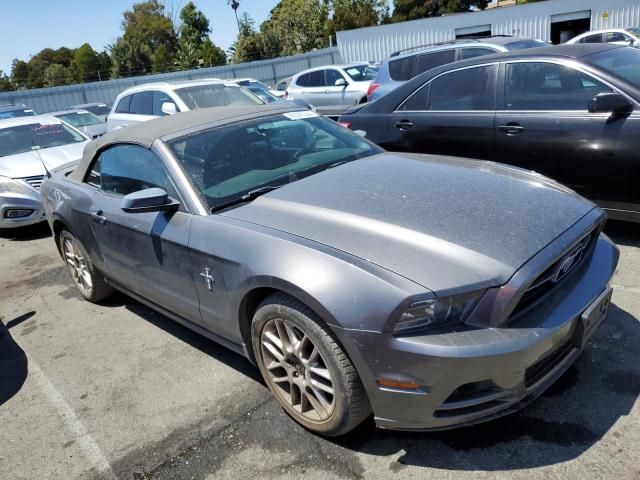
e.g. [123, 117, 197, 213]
[107, 95, 132, 131]
[122, 91, 156, 126]
[323, 69, 354, 115]
[387, 63, 498, 159]
[494, 60, 639, 209]
[605, 31, 634, 46]
[292, 71, 327, 112]
[86, 144, 200, 322]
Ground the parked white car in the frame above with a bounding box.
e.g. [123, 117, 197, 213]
[567, 28, 640, 47]
[106, 79, 264, 131]
[0, 115, 89, 228]
[285, 64, 378, 117]
[50, 109, 107, 139]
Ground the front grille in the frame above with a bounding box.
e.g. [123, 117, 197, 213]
[20, 175, 44, 191]
[511, 228, 598, 317]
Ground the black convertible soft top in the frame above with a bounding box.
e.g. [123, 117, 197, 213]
[70, 103, 304, 182]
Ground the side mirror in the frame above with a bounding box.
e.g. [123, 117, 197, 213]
[334, 78, 347, 87]
[588, 92, 633, 116]
[121, 188, 180, 213]
[161, 102, 177, 116]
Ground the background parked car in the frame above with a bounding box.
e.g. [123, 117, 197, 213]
[0, 104, 37, 120]
[272, 77, 291, 97]
[286, 63, 378, 117]
[0, 115, 88, 229]
[106, 79, 264, 131]
[69, 102, 112, 121]
[567, 28, 640, 47]
[369, 36, 550, 102]
[51, 109, 107, 139]
[229, 78, 315, 110]
[339, 44, 640, 223]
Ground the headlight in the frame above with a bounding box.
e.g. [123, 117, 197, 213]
[0, 176, 33, 195]
[393, 291, 484, 336]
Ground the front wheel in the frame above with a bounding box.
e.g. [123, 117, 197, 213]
[59, 230, 113, 303]
[252, 293, 371, 436]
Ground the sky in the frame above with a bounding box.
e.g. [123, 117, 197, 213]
[0, 0, 285, 73]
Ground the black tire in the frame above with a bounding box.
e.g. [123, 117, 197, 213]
[251, 292, 371, 436]
[59, 229, 113, 303]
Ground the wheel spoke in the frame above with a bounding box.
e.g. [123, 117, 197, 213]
[310, 378, 334, 396]
[283, 321, 300, 352]
[304, 389, 328, 418]
[262, 339, 284, 361]
[309, 366, 331, 381]
[264, 330, 283, 351]
[274, 319, 291, 352]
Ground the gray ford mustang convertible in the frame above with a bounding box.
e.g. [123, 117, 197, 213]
[41, 104, 619, 436]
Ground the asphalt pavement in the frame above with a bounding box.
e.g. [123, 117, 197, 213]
[0, 221, 638, 480]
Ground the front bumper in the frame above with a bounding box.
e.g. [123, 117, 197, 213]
[0, 191, 46, 229]
[334, 234, 619, 431]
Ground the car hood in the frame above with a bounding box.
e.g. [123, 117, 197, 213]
[0, 141, 88, 179]
[222, 153, 595, 294]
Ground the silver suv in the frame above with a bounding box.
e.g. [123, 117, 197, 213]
[286, 63, 378, 117]
[368, 36, 549, 101]
[107, 79, 263, 131]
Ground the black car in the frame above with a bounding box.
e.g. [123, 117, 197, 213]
[339, 44, 640, 223]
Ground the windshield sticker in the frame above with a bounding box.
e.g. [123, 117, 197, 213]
[345, 68, 360, 76]
[282, 111, 319, 120]
[31, 123, 64, 136]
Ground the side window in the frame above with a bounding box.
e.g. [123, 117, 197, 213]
[129, 92, 154, 115]
[152, 91, 178, 116]
[307, 70, 326, 87]
[606, 32, 629, 43]
[325, 69, 346, 86]
[115, 95, 132, 113]
[277, 81, 287, 91]
[428, 65, 496, 111]
[459, 47, 498, 60]
[582, 34, 603, 44]
[505, 62, 613, 111]
[296, 73, 310, 87]
[389, 56, 416, 81]
[415, 49, 456, 75]
[87, 144, 177, 197]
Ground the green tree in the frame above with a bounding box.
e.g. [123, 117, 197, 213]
[111, 0, 177, 77]
[175, 39, 200, 69]
[11, 59, 29, 89]
[439, 0, 488, 12]
[179, 1, 210, 46]
[261, 0, 330, 57]
[52, 47, 74, 67]
[200, 39, 227, 67]
[327, 0, 389, 39]
[69, 43, 100, 83]
[390, 0, 441, 22]
[0, 70, 15, 92]
[43, 63, 69, 86]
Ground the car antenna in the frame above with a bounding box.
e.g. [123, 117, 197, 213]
[32, 140, 52, 179]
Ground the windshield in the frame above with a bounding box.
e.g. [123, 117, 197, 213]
[0, 108, 36, 120]
[175, 84, 263, 109]
[240, 83, 279, 103]
[627, 28, 640, 38]
[343, 65, 378, 82]
[168, 112, 382, 211]
[0, 121, 86, 157]
[505, 39, 550, 50]
[587, 47, 640, 88]
[56, 111, 103, 127]
[81, 104, 111, 116]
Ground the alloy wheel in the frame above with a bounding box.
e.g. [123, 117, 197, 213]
[63, 236, 93, 297]
[260, 318, 336, 422]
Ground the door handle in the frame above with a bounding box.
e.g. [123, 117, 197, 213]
[90, 210, 107, 225]
[498, 124, 525, 135]
[324, 90, 330, 94]
[394, 120, 414, 131]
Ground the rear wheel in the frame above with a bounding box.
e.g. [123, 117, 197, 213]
[60, 230, 113, 303]
[252, 293, 371, 436]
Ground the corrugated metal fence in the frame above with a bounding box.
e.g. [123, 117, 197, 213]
[0, 47, 342, 114]
[337, 0, 640, 62]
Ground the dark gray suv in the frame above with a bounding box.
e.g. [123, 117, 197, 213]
[368, 36, 549, 101]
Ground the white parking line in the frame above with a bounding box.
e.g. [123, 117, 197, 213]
[30, 357, 114, 477]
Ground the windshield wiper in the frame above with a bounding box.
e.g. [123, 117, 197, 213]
[210, 185, 281, 213]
